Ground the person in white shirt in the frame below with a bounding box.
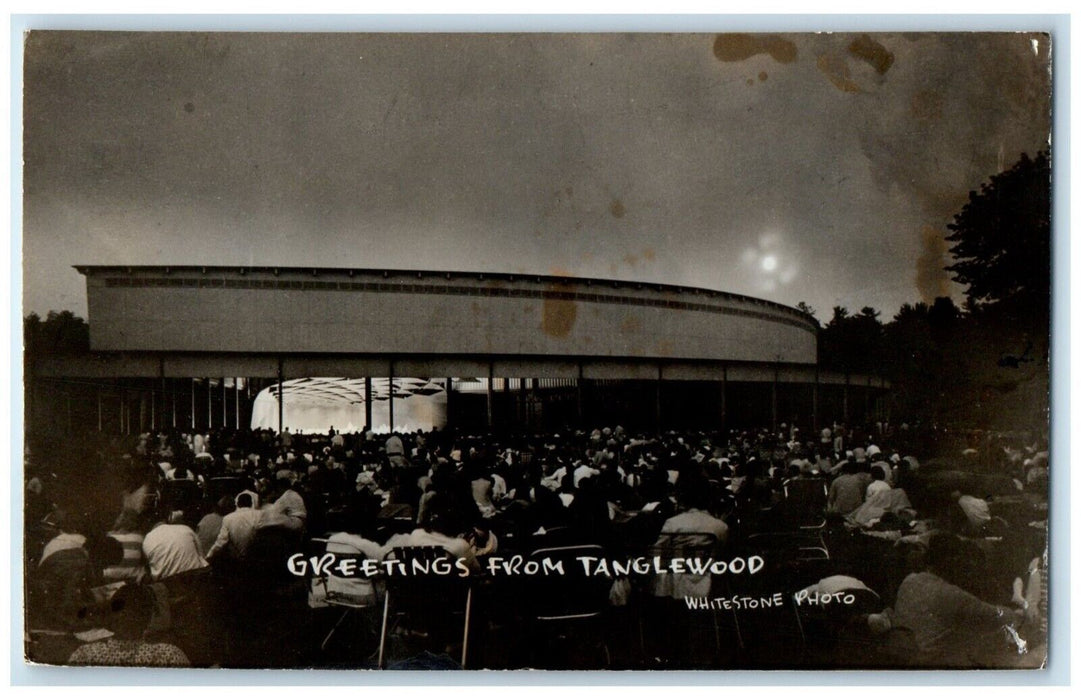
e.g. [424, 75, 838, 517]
[142, 517, 209, 582]
[866, 465, 892, 500]
[206, 491, 263, 561]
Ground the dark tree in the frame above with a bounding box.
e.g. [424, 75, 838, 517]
[945, 150, 1051, 318]
[795, 301, 817, 320]
[24, 310, 90, 356]
[818, 305, 885, 374]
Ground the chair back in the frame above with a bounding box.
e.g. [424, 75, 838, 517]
[526, 544, 611, 621]
[205, 477, 247, 506]
[316, 536, 381, 608]
[645, 531, 721, 599]
[159, 480, 203, 518]
[385, 545, 471, 615]
[783, 478, 829, 529]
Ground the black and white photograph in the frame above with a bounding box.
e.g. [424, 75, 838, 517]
[19, 29, 1053, 672]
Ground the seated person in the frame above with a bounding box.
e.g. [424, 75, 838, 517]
[102, 531, 148, 584]
[32, 510, 95, 631]
[68, 583, 190, 667]
[206, 491, 263, 563]
[951, 490, 993, 533]
[196, 496, 233, 556]
[258, 478, 308, 532]
[649, 477, 728, 599]
[827, 462, 870, 516]
[385, 493, 481, 572]
[320, 530, 386, 606]
[879, 533, 1025, 666]
[142, 513, 209, 582]
[866, 465, 892, 500]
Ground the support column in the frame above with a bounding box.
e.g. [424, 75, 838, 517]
[771, 365, 779, 433]
[277, 361, 284, 435]
[720, 364, 728, 436]
[207, 378, 213, 430]
[159, 370, 167, 431]
[445, 378, 453, 428]
[364, 377, 373, 431]
[388, 361, 396, 433]
[655, 364, 663, 433]
[222, 378, 227, 428]
[150, 391, 156, 431]
[171, 379, 177, 429]
[529, 378, 538, 429]
[812, 365, 820, 435]
[502, 377, 511, 428]
[191, 379, 196, 430]
[576, 364, 584, 429]
[236, 379, 241, 430]
[486, 364, 494, 431]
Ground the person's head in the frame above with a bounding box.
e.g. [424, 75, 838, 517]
[870, 465, 886, 482]
[107, 583, 155, 641]
[677, 475, 712, 511]
[88, 535, 125, 573]
[215, 495, 234, 516]
[235, 492, 254, 509]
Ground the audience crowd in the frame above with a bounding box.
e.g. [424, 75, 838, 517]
[24, 418, 1049, 669]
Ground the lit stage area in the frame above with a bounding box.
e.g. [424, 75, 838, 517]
[249, 377, 449, 434]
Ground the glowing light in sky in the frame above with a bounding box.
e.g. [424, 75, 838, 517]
[739, 230, 800, 297]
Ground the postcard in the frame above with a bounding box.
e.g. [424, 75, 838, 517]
[21, 30, 1052, 671]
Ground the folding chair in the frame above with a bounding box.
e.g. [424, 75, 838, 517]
[524, 543, 613, 668]
[309, 537, 383, 652]
[205, 476, 247, 506]
[377, 545, 474, 669]
[727, 563, 811, 667]
[159, 479, 203, 519]
[779, 478, 831, 559]
[636, 532, 736, 667]
[791, 583, 882, 667]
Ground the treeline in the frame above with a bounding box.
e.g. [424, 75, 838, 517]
[811, 151, 1051, 432]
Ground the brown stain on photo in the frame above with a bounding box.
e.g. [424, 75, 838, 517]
[847, 35, 894, 75]
[623, 253, 639, 267]
[541, 267, 578, 338]
[758, 71, 768, 82]
[609, 199, 625, 218]
[620, 316, 642, 333]
[713, 34, 798, 64]
[817, 54, 862, 93]
[910, 90, 943, 121]
[915, 225, 951, 303]
[642, 248, 655, 261]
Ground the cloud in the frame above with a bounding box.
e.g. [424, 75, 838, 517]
[22, 32, 1051, 321]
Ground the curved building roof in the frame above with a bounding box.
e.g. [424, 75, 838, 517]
[47, 265, 835, 382]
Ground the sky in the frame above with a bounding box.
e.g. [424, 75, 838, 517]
[22, 31, 1052, 321]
